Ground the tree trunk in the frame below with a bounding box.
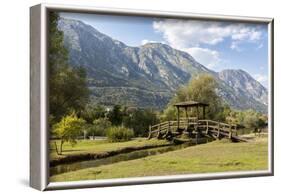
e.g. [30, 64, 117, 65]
[59, 140, 64, 155]
[54, 141, 60, 155]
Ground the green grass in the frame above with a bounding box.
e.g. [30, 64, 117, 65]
[50, 138, 170, 161]
[50, 136, 268, 182]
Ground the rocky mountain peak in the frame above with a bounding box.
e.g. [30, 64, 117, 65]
[218, 69, 268, 105]
[58, 17, 268, 113]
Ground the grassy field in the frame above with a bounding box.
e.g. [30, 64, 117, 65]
[50, 135, 268, 182]
[50, 138, 170, 161]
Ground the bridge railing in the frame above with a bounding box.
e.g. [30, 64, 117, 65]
[148, 118, 237, 139]
[198, 120, 237, 137]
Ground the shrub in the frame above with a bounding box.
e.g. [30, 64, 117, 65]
[106, 126, 134, 142]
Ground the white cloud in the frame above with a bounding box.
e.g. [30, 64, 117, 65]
[230, 41, 243, 52]
[152, 19, 264, 70]
[153, 19, 263, 51]
[141, 39, 165, 45]
[141, 39, 157, 45]
[231, 26, 262, 41]
[254, 74, 268, 87]
[229, 27, 262, 51]
[153, 20, 224, 48]
[184, 47, 221, 69]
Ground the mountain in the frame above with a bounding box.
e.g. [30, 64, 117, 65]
[58, 18, 268, 113]
[218, 69, 268, 109]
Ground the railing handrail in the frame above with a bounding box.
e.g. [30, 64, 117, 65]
[149, 118, 237, 135]
[148, 117, 240, 140]
[198, 119, 236, 128]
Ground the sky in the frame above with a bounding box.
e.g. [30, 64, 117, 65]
[60, 12, 269, 88]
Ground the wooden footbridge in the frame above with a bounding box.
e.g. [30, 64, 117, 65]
[148, 101, 246, 142]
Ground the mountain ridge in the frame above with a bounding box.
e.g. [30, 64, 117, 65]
[58, 17, 268, 113]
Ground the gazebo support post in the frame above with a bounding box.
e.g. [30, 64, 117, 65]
[185, 107, 188, 130]
[173, 101, 209, 132]
[177, 106, 180, 129]
[203, 106, 206, 119]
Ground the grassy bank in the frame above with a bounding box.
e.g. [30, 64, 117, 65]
[50, 135, 268, 182]
[50, 138, 170, 162]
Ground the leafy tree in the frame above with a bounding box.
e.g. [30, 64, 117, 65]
[87, 118, 112, 137]
[162, 74, 224, 121]
[221, 105, 232, 122]
[161, 105, 177, 121]
[49, 12, 90, 123]
[226, 110, 239, 125]
[80, 104, 107, 124]
[242, 109, 266, 129]
[108, 105, 123, 125]
[243, 113, 259, 129]
[52, 113, 86, 155]
[225, 109, 267, 133]
[123, 109, 159, 137]
[185, 74, 224, 120]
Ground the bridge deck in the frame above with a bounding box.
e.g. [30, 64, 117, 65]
[148, 117, 246, 142]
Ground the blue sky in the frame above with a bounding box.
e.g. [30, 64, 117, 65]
[60, 12, 269, 88]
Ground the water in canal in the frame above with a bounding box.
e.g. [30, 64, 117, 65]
[50, 143, 192, 176]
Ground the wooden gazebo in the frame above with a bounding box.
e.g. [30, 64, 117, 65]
[148, 101, 243, 142]
[174, 101, 209, 129]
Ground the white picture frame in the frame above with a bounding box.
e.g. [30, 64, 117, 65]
[30, 3, 274, 191]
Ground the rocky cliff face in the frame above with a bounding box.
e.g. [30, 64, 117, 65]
[58, 18, 268, 113]
[218, 69, 267, 105]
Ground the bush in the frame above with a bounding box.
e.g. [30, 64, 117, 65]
[106, 126, 134, 142]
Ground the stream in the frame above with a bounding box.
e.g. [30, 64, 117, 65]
[50, 143, 191, 176]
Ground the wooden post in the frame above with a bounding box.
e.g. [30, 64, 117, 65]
[229, 125, 232, 139]
[177, 106, 180, 130]
[217, 123, 220, 139]
[196, 132, 198, 145]
[165, 121, 170, 138]
[196, 105, 199, 119]
[203, 106, 206, 119]
[83, 130, 87, 140]
[206, 120, 209, 134]
[157, 125, 161, 139]
[184, 107, 188, 130]
[168, 121, 170, 132]
[147, 125, 151, 139]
